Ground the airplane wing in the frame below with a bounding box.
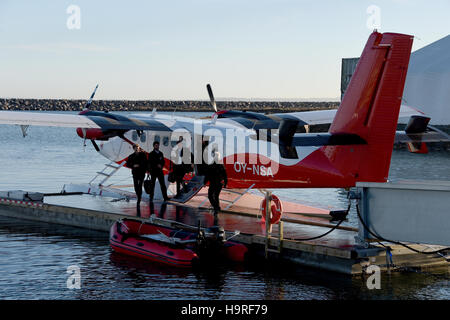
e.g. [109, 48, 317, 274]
[0, 103, 424, 131]
[284, 130, 449, 147]
[0, 111, 173, 131]
[1, 104, 443, 147]
[216, 104, 424, 130]
[394, 129, 450, 143]
[0, 111, 101, 128]
[216, 104, 446, 154]
[271, 104, 425, 125]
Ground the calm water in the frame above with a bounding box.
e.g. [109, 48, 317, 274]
[0, 112, 449, 300]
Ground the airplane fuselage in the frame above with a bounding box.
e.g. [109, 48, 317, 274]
[96, 113, 358, 189]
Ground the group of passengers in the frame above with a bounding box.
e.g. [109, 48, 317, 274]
[126, 141, 168, 204]
[126, 138, 227, 214]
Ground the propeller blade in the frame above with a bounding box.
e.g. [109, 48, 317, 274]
[206, 84, 217, 112]
[84, 84, 99, 109]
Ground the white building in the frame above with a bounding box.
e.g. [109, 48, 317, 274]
[403, 35, 450, 125]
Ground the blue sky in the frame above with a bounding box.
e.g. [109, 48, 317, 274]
[0, 0, 448, 100]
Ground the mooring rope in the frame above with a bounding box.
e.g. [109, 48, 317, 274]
[287, 202, 350, 241]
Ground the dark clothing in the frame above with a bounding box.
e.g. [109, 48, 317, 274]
[196, 162, 208, 176]
[126, 151, 148, 177]
[171, 143, 186, 196]
[172, 144, 194, 197]
[148, 150, 165, 173]
[208, 182, 223, 212]
[126, 151, 148, 203]
[149, 170, 168, 201]
[132, 175, 145, 203]
[203, 163, 228, 187]
[204, 163, 228, 212]
[148, 149, 168, 201]
[173, 164, 185, 196]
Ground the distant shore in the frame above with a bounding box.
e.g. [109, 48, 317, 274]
[0, 98, 339, 113]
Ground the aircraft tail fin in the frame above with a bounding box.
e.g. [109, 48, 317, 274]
[329, 32, 414, 183]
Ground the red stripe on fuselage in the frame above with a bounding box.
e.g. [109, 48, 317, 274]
[223, 150, 357, 189]
[114, 148, 361, 189]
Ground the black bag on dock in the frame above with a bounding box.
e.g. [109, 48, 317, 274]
[144, 177, 153, 194]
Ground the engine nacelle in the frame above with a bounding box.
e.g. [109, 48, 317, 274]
[76, 110, 128, 141]
[76, 128, 109, 140]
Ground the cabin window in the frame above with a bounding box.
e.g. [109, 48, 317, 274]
[154, 135, 161, 144]
[131, 131, 138, 141]
[140, 132, 146, 143]
[163, 136, 169, 146]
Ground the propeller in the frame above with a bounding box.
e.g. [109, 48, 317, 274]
[206, 84, 217, 113]
[79, 84, 99, 150]
[83, 84, 99, 110]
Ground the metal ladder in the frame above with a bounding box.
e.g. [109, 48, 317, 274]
[223, 183, 256, 210]
[89, 161, 125, 186]
[199, 183, 256, 210]
[169, 175, 205, 203]
[265, 221, 284, 258]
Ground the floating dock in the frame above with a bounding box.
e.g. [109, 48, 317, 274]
[0, 186, 448, 275]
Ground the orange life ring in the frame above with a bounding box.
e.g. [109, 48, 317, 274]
[261, 195, 283, 225]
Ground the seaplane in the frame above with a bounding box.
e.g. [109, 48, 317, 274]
[0, 31, 448, 213]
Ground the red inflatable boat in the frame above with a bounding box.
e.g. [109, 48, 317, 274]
[110, 218, 248, 267]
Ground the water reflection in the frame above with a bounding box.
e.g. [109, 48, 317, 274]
[109, 251, 192, 278]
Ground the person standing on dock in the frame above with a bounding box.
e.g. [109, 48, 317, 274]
[204, 151, 227, 214]
[148, 141, 169, 202]
[171, 136, 187, 198]
[126, 144, 148, 207]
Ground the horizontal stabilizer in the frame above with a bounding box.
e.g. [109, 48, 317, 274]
[407, 142, 428, 154]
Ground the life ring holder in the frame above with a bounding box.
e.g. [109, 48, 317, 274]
[261, 194, 283, 225]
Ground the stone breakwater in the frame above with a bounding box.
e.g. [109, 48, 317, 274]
[0, 98, 339, 113]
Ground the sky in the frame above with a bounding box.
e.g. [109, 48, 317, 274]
[0, 0, 448, 100]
